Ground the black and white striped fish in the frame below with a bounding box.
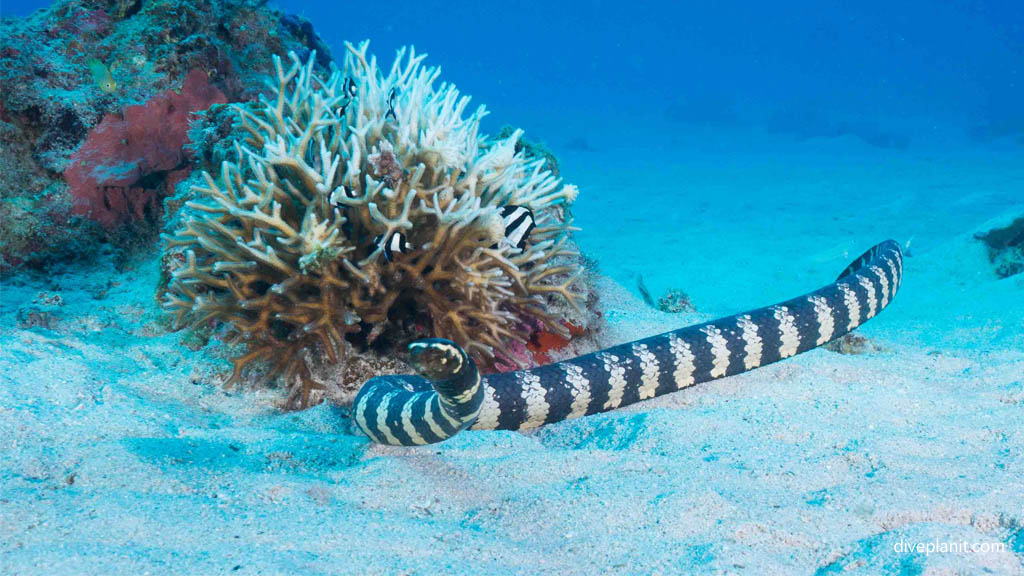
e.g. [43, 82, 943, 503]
[375, 231, 413, 262]
[491, 205, 536, 251]
[385, 88, 398, 121]
[352, 240, 904, 446]
[330, 185, 360, 206]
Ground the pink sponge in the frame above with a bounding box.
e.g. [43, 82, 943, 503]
[66, 69, 226, 228]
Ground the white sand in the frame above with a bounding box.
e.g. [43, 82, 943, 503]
[2, 130, 1022, 574]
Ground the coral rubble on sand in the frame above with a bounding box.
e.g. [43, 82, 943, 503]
[656, 288, 696, 313]
[0, 0, 329, 271]
[162, 43, 595, 407]
[636, 275, 696, 314]
[824, 332, 882, 355]
[976, 215, 1024, 278]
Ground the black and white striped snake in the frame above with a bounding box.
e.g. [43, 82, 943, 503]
[353, 240, 903, 446]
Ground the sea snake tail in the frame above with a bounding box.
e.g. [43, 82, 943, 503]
[353, 240, 903, 446]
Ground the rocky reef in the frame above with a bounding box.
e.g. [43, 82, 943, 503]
[0, 0, 330, 271]
[161, 43, 597, 408]
[1, 2, 599, 410]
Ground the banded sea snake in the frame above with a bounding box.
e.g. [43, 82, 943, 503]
[353, 240, 903, 446]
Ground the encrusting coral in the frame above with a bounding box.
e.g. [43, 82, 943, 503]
[162, 42, 586, 408]
[0, 0, 330, 272]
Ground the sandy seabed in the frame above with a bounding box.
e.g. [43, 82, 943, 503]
[2, 130, 1023, 575]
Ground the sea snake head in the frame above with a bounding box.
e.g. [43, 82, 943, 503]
[352, 339, 483, 445]
[409, 338, 484, 426]
[408, 338, 466, 381]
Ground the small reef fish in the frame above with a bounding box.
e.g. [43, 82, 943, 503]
[330, 185, 359, 205]
[344, 77, 357, 98]
[375, 231, 413, 262]
[492, 205, 536, 250]
[385, 88, 398, 121]
[87, 59, 117, 93]
[331, 186, 359, 239]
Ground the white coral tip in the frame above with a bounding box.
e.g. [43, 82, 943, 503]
[562, 183, 579, 204]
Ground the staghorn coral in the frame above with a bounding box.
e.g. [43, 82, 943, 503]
[162, 42, 586, 408]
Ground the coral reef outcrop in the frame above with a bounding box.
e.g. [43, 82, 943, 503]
[162, 43, 592, 408]
[0, 0, 330, 271]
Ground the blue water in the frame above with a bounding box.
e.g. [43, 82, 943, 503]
[297, 2, 1019, 151]
[7, 0, 1023, 141]
[287, 2, 1014, 139]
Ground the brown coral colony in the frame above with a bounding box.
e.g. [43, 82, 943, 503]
[163, 42, 584, 408]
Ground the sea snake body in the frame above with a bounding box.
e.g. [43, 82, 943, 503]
[353, 240, 903, 446]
